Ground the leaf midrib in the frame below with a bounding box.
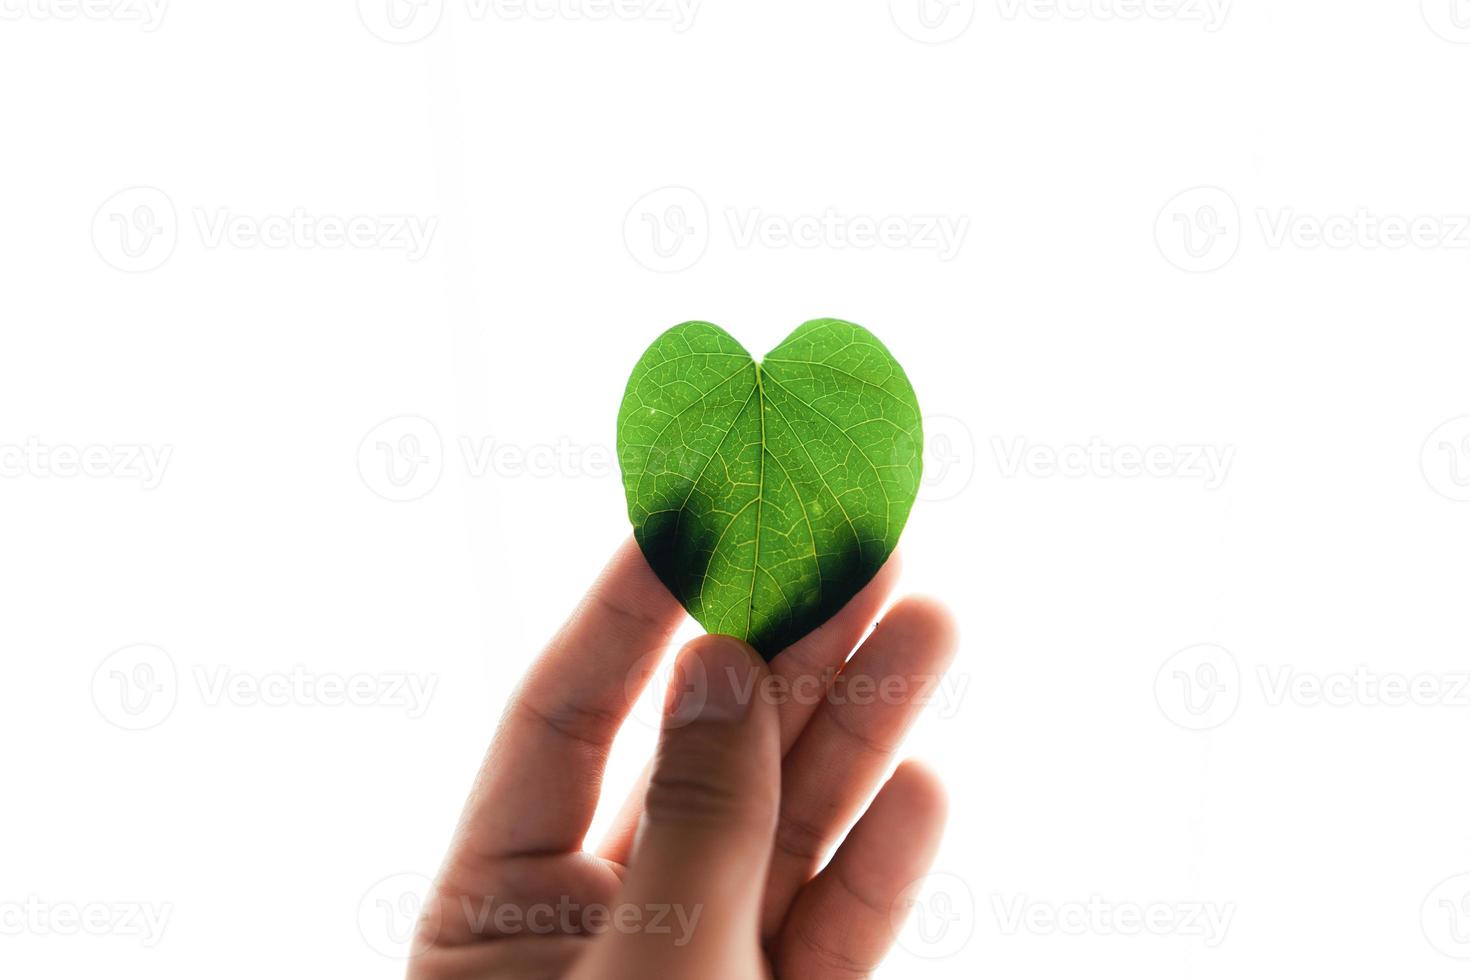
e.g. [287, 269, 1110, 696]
[748, 362, 767, 635]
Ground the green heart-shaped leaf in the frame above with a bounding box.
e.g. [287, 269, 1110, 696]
[616, 318, 923, 660]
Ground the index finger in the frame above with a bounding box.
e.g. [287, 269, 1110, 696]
[442, 538, 685, 879]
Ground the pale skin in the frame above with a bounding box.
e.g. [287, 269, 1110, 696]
[409, 538, 958, 979]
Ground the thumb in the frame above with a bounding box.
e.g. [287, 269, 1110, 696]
[603, 634, 780, 973]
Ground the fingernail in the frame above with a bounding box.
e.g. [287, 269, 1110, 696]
[670, 636, 754, 725]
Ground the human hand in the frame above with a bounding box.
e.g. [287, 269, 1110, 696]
[408, 538, 958, 979]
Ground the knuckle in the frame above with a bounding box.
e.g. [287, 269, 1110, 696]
[791, 917, 873, 977]
[644, 771, 747, 824]
[643, 733, 775, 831]
[514, 694, 622, 750]
[773, 810, 831, 863]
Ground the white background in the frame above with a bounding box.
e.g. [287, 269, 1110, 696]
[4, 1, 1470, 977]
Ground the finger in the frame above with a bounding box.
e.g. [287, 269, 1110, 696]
[775, 761, 948, 979]
[769, 552, 903, 750]
[438, 539, 683, 886]
[594, 555, 901, 867]
[761, 596, 958, 938]
[589, 635, 780, 975]
[424, 851, 623, 947]
[408, 936, 589, 980]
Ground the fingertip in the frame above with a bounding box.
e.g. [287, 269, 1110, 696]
[843, 759, 949, 893]
[881, 595, 960, 664]
[603, 536, 684, 617]
[680, 632, 766, 666]
[877, 547, 904, 584]
[885, 758, 949, 826]
[664, 634, 771, 727]
[674, 634, 769, 691]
